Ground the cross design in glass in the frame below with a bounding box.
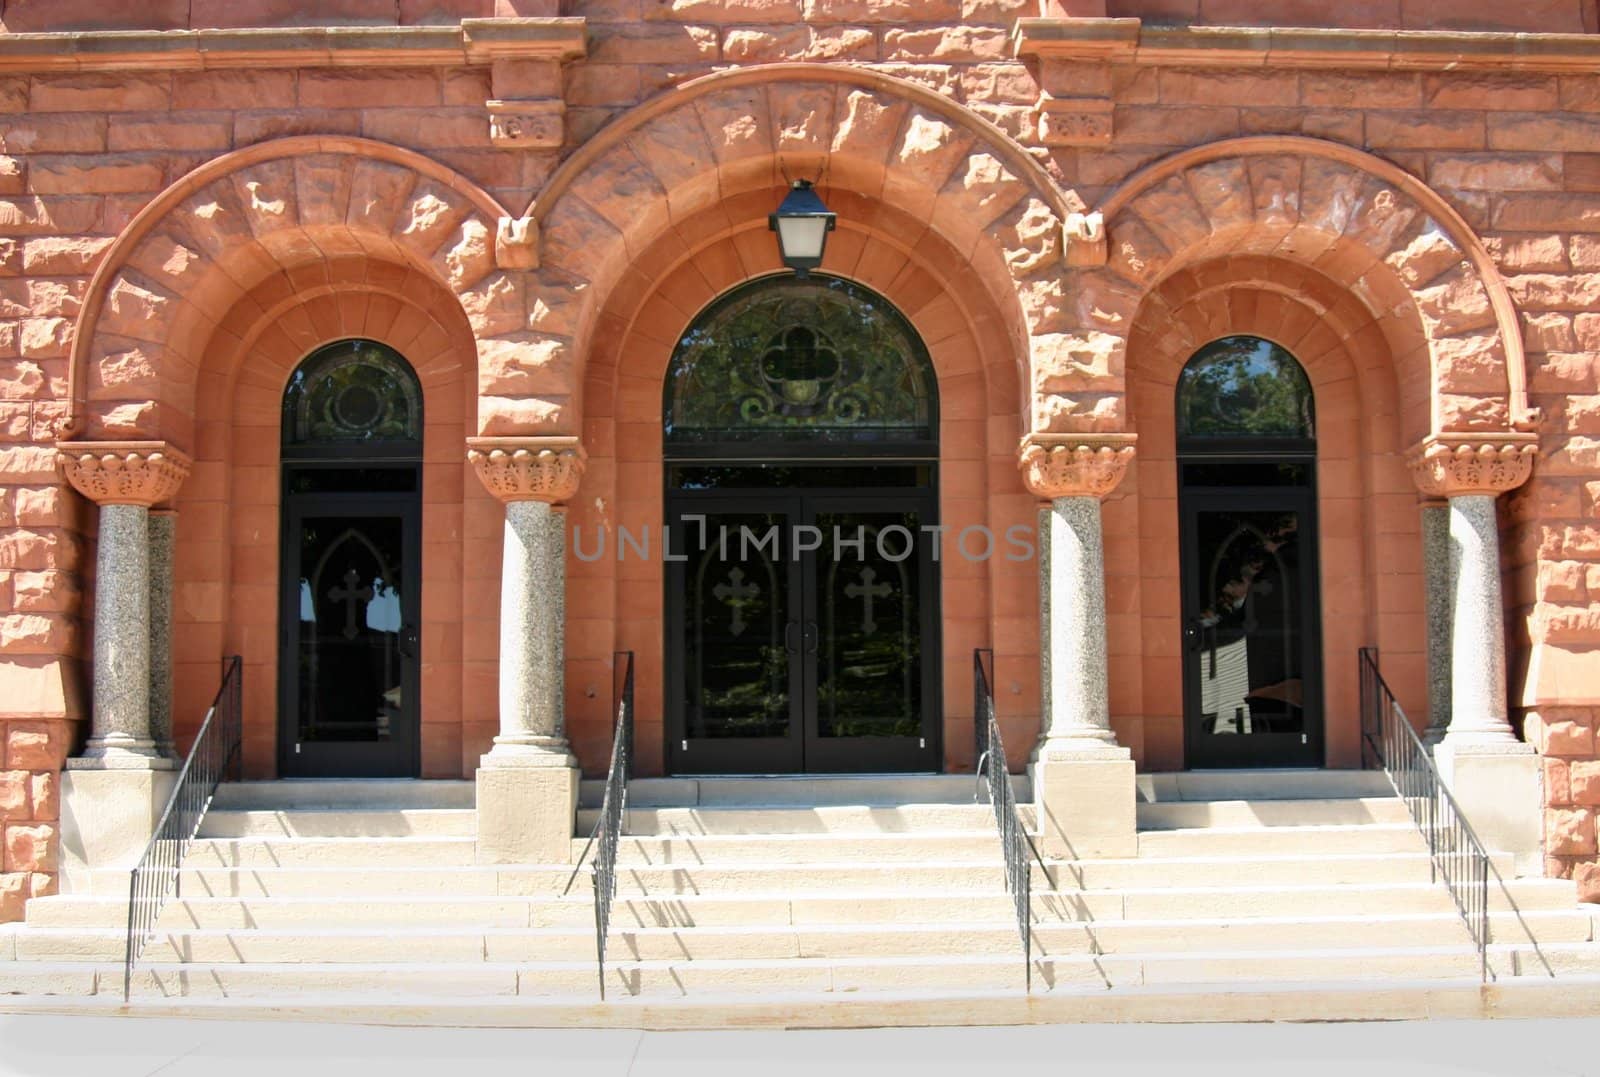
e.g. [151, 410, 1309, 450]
[328, 567, 373, 640]
[712, 568, 759, 637]
[845, 566, 892, 635]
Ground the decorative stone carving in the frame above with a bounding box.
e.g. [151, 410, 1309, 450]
[1038, 98, 1113, 147]
[467, 436, 586, 503]
[56, 441, 191, 507]
[1064, 210, 1107, 267]
[1018, 433, 1137, 500]
[1407, 434, 1538, 498]
[487, 99, 564, 150]
[496, 215, 539, 270]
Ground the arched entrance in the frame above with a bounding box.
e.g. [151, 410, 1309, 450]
[278, 339, 424, 778]
[1176, 336, 1322, 768]
[662, 275, 941, 774]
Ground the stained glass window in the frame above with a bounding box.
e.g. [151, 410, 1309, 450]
[283, 340, 422, 448]
[1177, 336, 1315, 441]
[664, 275, 935, 446]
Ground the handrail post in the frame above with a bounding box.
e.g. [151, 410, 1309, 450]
[974, 649, 1036, 992]
[123, 655, 242, 1002]
[568, 651, 633, 1000]
[1357, 647, 1550, 985]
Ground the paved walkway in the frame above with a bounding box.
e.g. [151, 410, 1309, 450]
[1, 1016, 1597, 1077]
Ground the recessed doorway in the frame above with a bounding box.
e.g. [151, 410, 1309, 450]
[278, 340, 424, 778]
[1177, 336, 1324, 769]
[661, 276, 941, 775]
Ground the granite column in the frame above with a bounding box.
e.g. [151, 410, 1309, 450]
[1409, 435, 1540, 873]
[1020, 434, 1137, 859]
[467, 437, 586, 865]
[55, 442, 190, 888]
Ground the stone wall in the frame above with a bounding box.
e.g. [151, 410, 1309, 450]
[0, 4, 1598, 915]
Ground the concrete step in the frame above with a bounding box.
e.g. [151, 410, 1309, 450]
[1057, 851, 1511, 889]
[1138, 823, 1426, 856]
[186, 837, 478, 870]
[598, 832, 1011, 865]
[579, 775, 1032, 810]
[1138, 770, 1393, 802]
[11, 908, 1592, 966]
[197, 809, 476, 839]
[580, 804, 1022, 835]
[99, 944, 1501, 999]
[1137, 798, 1409, 830]
[211, 780, 475, 811]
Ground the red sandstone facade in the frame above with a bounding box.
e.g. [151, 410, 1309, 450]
[2, 0, 1599, 918]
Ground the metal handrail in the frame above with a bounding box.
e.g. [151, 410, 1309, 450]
[564, 650, 633, 1000]
[973, 648, 1044, 991]
[124, 655, 243, 1001]
[1359, 647, 1552, 983]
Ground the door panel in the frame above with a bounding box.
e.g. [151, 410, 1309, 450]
[667, 499, 804, 774]
[280, 493, 420, 777]
[805, 500, 938, 772]
[665, 486, 940, 774]
[1180, 489, 1322, 768]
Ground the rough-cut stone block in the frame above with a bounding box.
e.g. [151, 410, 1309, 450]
[1547, 807, 1598, 855]
[0, 871, 24, 923]
[191, 0, 401, 27]
[3, 822, 56, 873]
[0, 770, 26, 822]
[5, 722, 64, 770]
[30, 74, 169, 113]
[28, 156, 163, 196]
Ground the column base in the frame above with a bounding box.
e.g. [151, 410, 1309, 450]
[1030, 740, 1135, 860]
[475, 754, 579, 866]
[69, 739, 177, 770]
[58, 767, 178, 893]
[1433, 740, 1542, 877]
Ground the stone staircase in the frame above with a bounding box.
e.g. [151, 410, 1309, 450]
[1, 771, 1597, 1023]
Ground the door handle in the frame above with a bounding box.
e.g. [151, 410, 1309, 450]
[399, 623, 418, 659]
[1183, 621, 1203, 652]
[784, 622, 799, 655]
[803, 621, 818, 655]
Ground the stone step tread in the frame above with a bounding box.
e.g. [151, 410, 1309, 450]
[15, 908, 1591, 943]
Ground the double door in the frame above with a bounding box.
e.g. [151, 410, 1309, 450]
[666, 488, 940, 774]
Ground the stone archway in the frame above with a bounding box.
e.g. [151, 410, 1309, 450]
[61, 135, 516, 451]
[479, 63, 1091, 438]
[1057, 136, 1535, 445]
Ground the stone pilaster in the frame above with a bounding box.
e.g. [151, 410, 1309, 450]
[148, 509, 176, 759]
[1018, 433, 1137, 859]
[466, 436, 585, 865]
[1420, 500, 1452, 746]
[1407, 433, 1542, 874]
[55, 442, 189, 888]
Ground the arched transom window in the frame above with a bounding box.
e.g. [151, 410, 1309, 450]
[1177, 335, 1315, 443]
[664, 275, 936, 452]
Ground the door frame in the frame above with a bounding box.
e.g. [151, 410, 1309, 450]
[1178, 478, 1324, 769]
[664, 480, 942, 775]
[278, 478, 423, 778]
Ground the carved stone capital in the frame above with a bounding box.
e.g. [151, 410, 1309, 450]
[1018, 433, 1136, 500]
[467, 436, 585, 503]
[1406, 433, 1538, 498]
[56, 441, 191, 508]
